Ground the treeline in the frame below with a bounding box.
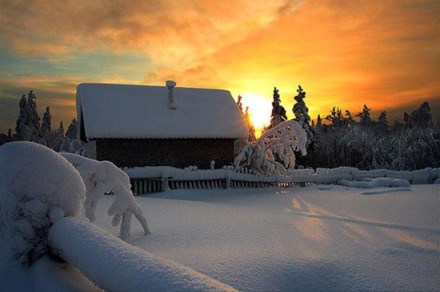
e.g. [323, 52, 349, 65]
[260, 86, 440, 171]
[0, 90, 86, 154]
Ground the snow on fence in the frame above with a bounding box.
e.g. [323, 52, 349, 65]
[126, 166, 440, 195]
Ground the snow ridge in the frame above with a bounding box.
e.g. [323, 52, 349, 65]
[50, 217, 236, 292]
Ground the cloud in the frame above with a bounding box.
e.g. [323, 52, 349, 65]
[0, 0, 290, 67]
[148, 0, 440, 121]
[0, 0, 439, 132]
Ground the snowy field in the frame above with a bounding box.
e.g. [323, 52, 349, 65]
[2, 184, 439, 291]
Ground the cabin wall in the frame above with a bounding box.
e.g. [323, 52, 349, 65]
[95, 138, 236, 168]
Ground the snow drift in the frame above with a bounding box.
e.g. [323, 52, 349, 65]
[0, 141, 85, 264]
[50, 217, 236, 292]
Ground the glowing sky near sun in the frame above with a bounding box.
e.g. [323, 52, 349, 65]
[0, 0, 439, 135]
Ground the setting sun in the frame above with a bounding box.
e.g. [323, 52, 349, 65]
[239, 92, 272, 136]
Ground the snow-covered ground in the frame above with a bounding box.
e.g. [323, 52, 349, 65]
[2, 184, 439, 291]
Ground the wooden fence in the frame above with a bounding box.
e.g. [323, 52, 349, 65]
[129, 167, 438, 195]
[130, 177, 307, 195]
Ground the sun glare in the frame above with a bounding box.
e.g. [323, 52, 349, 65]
[240, 92, 272, 137]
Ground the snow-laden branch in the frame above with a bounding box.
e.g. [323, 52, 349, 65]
[61, 153, 150, 239]
[235, 120, 307, 176]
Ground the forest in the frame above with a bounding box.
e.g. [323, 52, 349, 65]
[2, 88, 439, 171]
[240, 85, 440, 171]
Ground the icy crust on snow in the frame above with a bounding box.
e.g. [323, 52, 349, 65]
[49, 217, 235, 292]
[125, 165, 440, 185]
[0, 142, 85, 264]
[77, 83, 248, 139]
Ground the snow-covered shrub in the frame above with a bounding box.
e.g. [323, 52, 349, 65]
[61, 153, 150, 239]
[411, 168, 431, 184]
[0, 142, 85, 264]
[60, 138, 87, 156]
[235, 120, 307, 176]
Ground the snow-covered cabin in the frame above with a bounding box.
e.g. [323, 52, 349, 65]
[76, 82, 248, 168]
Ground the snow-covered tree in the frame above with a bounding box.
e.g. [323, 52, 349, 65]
[345, 110, 355, 127]
[26, 90, 42, 141]
[326, 107, 344, 128]
[405, 101, 432, 128]
[375, 111, 388, 133]
[0, 141, 85, 264]
[41, 106, 52, 135]
[269, 87, 287, 129]
[244, 106, 256, 141]
[61, 153, 150, 239]
[292, 85, 310, 124]
[15, 94, 30, 141]
[235, 120, 307, 176]
[356, 104, 372, 127]
[58, 121, 65, 137]
[65, 118, 78, 139]
[236, 95, 243, 113]
[14, 91, 42, 142]
[292, 85, 314, 148]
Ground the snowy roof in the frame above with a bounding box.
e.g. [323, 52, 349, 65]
[76, 83, 248, 139]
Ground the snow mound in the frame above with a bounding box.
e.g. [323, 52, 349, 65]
[338, 177, 410, 188]
[50, 217, 235, 291]
[0, 142, 85, 264]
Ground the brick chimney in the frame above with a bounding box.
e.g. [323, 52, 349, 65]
[166, 80, 177, 110]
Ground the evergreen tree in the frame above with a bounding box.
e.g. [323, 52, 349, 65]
[326, 107, 344, 128]
[244, 107, 256, 141]
[269, 87, 287, 128]
[292, 85, 314, 149]
[376, 111, 388, 133]
[292, 85, 310, 124]
[236, 95, 243, 113]
[356, 104, 372, 126]
[15, 94, 29, 140]
[316, 114, 322, 129]
[345, 110, 355, 127]
[41, 106, 52, 135]
[26, 90, 42, 141]
[405, 101, 432, 128]
[65, 119, 78, 139]
[58, 121, 65, 137]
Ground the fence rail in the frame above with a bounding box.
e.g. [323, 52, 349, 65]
[128, 167, 439, 195]
[130, 178, 310, 195]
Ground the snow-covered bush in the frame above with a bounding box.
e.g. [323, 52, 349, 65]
[60, 138, 87, 156]
[0, 142, 85, 264]
[235, 120, 307, 176]
[61, 153, 150, 239]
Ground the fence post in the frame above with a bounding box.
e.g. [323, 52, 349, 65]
[225, 170, 231, 189]
[161, 177, 169, 192]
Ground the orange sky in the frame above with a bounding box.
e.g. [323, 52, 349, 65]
[1, 0, 439, 135]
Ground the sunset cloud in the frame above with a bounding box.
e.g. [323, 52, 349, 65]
[0, 0, 439, 133]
